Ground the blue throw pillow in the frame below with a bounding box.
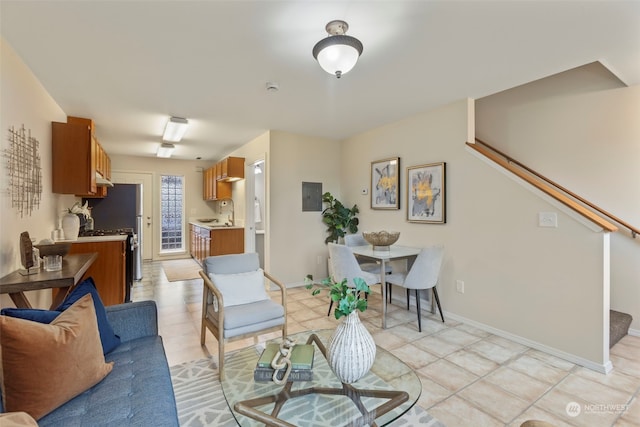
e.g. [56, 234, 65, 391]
[1, 277, 121, 354]
[55, 277, 121, 354]
[0, 308, 60, 323]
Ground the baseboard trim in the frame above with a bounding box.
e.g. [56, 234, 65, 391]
[628, 327, 640, 337]
[444, 311, 613, 374]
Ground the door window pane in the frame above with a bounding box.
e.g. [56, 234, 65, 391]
[160, 175, 184, 251]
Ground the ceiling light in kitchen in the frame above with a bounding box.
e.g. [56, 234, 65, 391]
[162, 117, 189, 142]
[157, 142, 175, 158]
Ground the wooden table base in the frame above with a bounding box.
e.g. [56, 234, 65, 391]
[233, 334, 409, 427]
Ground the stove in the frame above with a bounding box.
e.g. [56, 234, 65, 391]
[79, 228, 134, 237]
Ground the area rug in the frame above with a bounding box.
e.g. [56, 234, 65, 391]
[162, 258, 202, 282]
[170, 358, 445, 426]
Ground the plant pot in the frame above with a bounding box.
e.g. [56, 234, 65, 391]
[326, 311, 376, 384]
[61, 213, 80, 240]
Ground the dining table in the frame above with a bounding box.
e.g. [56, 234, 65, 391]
[350, 245, 421, 329]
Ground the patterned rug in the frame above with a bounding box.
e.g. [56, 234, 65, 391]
[170, 358, 445, 426]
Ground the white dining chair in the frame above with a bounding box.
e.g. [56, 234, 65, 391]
[385, 245, 445, 332]
[327, 243, 382, 316]
[344, 233, 393, 274]
[344, 233, 394, 301]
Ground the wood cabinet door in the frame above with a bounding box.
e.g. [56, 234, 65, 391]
[66, 240, 126, 306]
[52, 122, 96, 195]
[210, 228, 244, 255]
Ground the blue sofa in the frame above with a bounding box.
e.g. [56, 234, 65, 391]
[1, 301, 179, 426]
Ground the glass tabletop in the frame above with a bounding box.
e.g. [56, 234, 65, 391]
[221, 330, 421, 427]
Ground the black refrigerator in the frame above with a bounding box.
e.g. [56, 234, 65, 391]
[84, 183, 143, 281]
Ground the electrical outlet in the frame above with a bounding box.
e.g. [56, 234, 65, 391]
[456, 280, 465, 294]
[316, 255, 322, 265]
[538, 212, 558, 228]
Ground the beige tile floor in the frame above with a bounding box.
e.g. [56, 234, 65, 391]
[133, 260, 640, 427]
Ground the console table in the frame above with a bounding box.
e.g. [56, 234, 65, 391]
[0, 252, 98, 309]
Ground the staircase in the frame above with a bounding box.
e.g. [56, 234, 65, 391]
[610, 310, 633, 348]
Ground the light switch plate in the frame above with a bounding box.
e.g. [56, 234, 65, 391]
[539, 212, 558, 227]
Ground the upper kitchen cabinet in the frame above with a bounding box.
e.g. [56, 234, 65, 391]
[203, 157, 243, 201]
[52, 116, 111, 197]
[219, 156, 244, 181]
[203, 164, 231, 201]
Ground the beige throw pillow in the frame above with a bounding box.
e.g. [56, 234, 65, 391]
[0, 293, 114, 420]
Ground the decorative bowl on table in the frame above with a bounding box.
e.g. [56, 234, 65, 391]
[362, 231, 400, 248]
[34, 242, 72, 257]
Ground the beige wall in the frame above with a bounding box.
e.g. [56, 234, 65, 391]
[0, 38, 77, 308]
[341, 98, 611, 369]
[228, 130, 342, 283]
[476, 69, 640, 334]
[110, 154, 215, 260]
[269, 131, 342, 283]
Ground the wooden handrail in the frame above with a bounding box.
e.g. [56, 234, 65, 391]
[466, 141, 618, 233]
[474, 139, 638, 238]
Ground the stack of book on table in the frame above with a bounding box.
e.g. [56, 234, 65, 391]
[254, 343, 314, 382]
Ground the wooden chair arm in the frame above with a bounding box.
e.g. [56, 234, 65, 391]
[199, 270, 225, 313]
[264, 271, 287, 307]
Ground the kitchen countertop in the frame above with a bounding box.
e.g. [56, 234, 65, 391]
[189, 221, 244, 230]
[71, 235, 129, 243]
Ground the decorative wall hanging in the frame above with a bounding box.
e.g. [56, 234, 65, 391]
[406, 162, 446, 223]
[4, 125, 42, 217]
[371, 157, 400, 210]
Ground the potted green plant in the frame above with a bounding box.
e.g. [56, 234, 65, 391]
[305, 274, 375, 384]
[304, 274, 370, 319]
[321, 192, 359, 244]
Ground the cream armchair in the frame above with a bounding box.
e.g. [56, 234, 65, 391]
[199, 253, 287, 379]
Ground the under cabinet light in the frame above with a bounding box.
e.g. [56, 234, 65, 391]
[162, 117, 189, 142]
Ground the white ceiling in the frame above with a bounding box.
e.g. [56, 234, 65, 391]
[1, 1, 639, 161]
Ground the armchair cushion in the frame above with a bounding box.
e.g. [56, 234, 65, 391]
[209, 268, 269, 307]
[213, 299, 285, 338]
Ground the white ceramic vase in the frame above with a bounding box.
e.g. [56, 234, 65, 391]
[61, 213, 80, 240]
[327, 311, 376, 384]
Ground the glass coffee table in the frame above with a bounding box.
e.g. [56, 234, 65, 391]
[221, 330, 421, 427]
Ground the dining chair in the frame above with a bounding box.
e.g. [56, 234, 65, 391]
[199, 252, 287, 379]
[327, 243, 382, 316]
[344, 233, 393, 274]
[344, 233, 394, 301]
[384, 245, 445, 332]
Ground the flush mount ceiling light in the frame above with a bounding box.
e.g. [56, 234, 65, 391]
[162, 117, 189, 142]
[312, 20, 363, 78]
[157, 142, 175, 158]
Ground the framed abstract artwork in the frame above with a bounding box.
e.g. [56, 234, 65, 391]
[371, 157, 400, 210]
[406, 162, 446, 223]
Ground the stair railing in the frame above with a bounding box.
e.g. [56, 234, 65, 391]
[467, 139, 638, 238]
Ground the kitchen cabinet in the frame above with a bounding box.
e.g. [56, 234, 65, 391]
[190, 224, 244, 265]
[52, 116, 111, 197]
[61, 239, 126, 306]
[219, 156, 245, 181]
[202, 165, 231, 201]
